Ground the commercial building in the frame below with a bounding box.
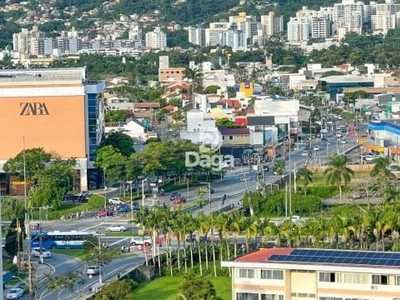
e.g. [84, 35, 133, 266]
[318, 75, 374, 101]
[362, 120, 400, 156]
[222, 247, 400, 300]
[0, 67, 105, 194]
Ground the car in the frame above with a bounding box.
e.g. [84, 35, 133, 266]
[31, 248, 51, 258]
[106, 224, 127, 232]
[170, 192, 181, 201]
[173, 197, 187, 204]
[301, 151, 308, 157]
[108, 198, 125, 205]
[341, 139, 347, 144]
[321, 137, 327, 142]
[130, 236, 152, 246]
[313, 146, 321, 151]
[63, 193, 76, 201]
[87, 265, 100, 275]
[6, 288, 24, 299]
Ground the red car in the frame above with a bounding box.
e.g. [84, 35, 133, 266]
[98, 210, 112, 218]
[173, 197, 186, 204]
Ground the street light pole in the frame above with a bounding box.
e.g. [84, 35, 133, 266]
[129, 182, 133, 221]
[98, 234, 103, 285]
[23, 135, 34, 300]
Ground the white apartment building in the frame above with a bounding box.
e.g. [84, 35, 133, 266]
[287, 17, 311, 42]
[188, 25, 206, 47]
[311, 17, 330, 38]
[371, 11, 397, 34]
[221, 29, 247, 52]
[145, 26, 167, 49]
[332, 0, 364, 27]
[222, 248, 400, 300]
[229, 12, 258, 41]
[206, 22, 229, 46]
[260, 12, 284, 37]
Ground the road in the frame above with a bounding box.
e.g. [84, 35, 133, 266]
[33, 121, 364, 299]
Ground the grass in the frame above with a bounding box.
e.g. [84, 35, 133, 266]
[51, 248, 86, 260]
[105, 231, 137, 237]
[309, 170, 371, 186]
[133, 275, 231, 300]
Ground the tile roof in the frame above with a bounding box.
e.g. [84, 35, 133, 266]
[218, 99, 242, 109]
[218, 128, 249, 135]
[234, 248, 400, 268]
[235, 248, 293, 263]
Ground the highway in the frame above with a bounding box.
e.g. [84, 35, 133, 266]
[29, 122, 364, 299]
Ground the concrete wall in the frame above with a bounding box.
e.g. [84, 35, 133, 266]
[308, 164, 374, 173]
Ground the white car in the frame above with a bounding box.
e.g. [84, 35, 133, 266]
[108, 198, 125, 205]
[301, 151, 308, 157]
[341, 139, 347, 144]
[87, 265, 100, 275]
[106, 224, 127, 232]
[131, 236, 152, 246]
[313, 146, 321, 151]
[31, 248, 51, 258]
[6, 288, 24, 299]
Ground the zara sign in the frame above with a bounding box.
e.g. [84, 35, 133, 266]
[20, 102, 50, 116]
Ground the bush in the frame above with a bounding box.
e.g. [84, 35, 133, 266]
[292, 194, 322, 214]
[88, 195, 106, 209]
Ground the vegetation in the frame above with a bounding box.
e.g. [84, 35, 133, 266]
[95, 279, 138, 300]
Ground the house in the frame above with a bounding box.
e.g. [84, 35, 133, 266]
[219, 128, 250, 146]
[133, 102, 161, 120]
[106, 97, 133, 110]
[222, 247, 400, 300]
[104, 119, 146, 143]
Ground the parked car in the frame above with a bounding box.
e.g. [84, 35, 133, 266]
[313, 146, 321, 151]
[173, 197, 186, 204]
[63, 193, 76, 201]
[130, 236, 152, 246]
[170, 192, 181, 201]
[108, 198, 125, 205]
[6, 288, 24, 299]
[87, 265, 100, 275]
[106, 224, 127, 232]
[98, 210, 112, 218]
[31, 248, 51, 258]
[301, 151, 308, 157]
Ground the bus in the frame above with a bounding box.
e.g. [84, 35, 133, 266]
[30, 231, 99, 249]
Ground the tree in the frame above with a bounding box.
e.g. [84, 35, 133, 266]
[204, 85, 220, 94]
[178, 272, 217, 300]
[29, 158, 76, 208]
[105, 110, 127, 123]
[215, 118, 239, 128]
[296, 167, 313, 194]
[324, 155, 354, 199]
[273, 159, 286, 182]
[99, 131, 135, 157]
[84, 235, 121, 267]
[45, 271, 86, 300]
[4, 199, 26, 271]
[3, 148, 51, 181]
[94, 279, 137, 300]
[184, 67, 203, 103]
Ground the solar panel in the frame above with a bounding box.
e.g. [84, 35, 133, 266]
[266, 249, 400, 268]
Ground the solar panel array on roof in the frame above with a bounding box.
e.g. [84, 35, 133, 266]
[268, 249, 400, 267]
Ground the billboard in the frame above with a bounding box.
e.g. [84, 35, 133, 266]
[0, 96, 86, 160]
[247, 116, 275, 126]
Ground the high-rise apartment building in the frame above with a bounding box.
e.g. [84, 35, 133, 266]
[371, 11, 397, 34]
[311, 17, 331, 38]
[229, 12, 258, 41]
[188, 24, 206, 47]
[332, 0, 364, 27]
[221, 29, 246, 51]
[287, 17, 311, 42]
[145, 26, 167, 49]
[260, 12, 284, 37]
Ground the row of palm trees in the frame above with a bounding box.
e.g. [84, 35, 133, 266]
[133, 197, 400, 277]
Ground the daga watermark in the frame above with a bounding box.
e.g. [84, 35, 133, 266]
[185, 129, 234, 172]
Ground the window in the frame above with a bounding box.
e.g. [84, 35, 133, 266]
[319, 272, 336, 282]
[237, 293, 258, 300]
[261, 270, 284, 280]
[338, 273, 368, 284]
[229, 135, 234, 140]
[261, 294, 283, 300]
[238, 268, 255, 278]
[372, 275, 387, 285]
[396, 276, 400, 286]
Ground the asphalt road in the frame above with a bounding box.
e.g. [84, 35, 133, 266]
[32, 121, 365, 299]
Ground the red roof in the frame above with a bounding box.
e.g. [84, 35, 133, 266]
[235, 248, 293, 263]
[218, 99, 241, 109]
[165, 105, 175, 111]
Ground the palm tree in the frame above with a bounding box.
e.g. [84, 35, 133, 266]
[184, 67, 202, 105]
[272, 159, 286, 183]
[296, 167, 313, 194]
[370, 156, 395, 199]
[324, 155, 354, 199]
[214, 213, 230, 261]
[228, 211, 243, 258]
[207, 214, 218, 277]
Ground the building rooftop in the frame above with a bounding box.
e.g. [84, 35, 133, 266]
[0, 67, 87, 83]
[343, 87, 400, 94]
[319, 75, 374, 84]
[219, 128, 249, 135]
[234, 248, 400, 268]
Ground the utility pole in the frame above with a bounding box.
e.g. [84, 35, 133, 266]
[208, 182, 211, 213]
[293, 162, 297, 193]
[285, 182, 288, 218]
[129, 182, 133, 221]
[23, 135, 34, 300]
[241, 174, 253, 216]
[288, 125, 292, 217]
[141, 179, 145, 207]
[98, 234, 103, 285]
